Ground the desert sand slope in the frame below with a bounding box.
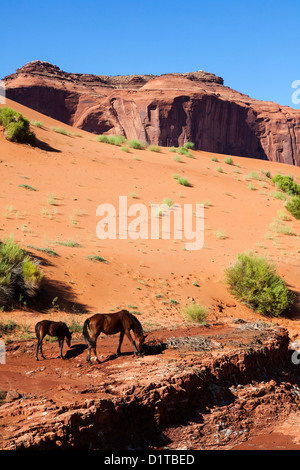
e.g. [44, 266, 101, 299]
[0, 98, 300, 338]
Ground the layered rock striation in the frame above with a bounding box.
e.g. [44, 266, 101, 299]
[3, 61, 300, 165]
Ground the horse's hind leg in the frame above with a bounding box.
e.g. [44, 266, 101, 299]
[93, 337, 100, 363]
[35, 340, 40, 360]
[87, 333, 100, 363]
[87, 343, 92, 362]
[39, 337, 46, 359]
[117, 331, 124, 355]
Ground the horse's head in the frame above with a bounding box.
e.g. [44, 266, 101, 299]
[136, 334, 148, 353]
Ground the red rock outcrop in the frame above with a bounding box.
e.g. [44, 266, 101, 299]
[3, 61, 300, 165]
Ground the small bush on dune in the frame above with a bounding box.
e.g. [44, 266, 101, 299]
[0, 238, 43, 308]
[0, 107, 35, 145]
[128, 139, 146, 150]
[272, 174, 300, 196]
[182, 302, 208, 324]
[178, 177, 192, 187]
[96, 134, 126, 146]
[51, 126, 71, 136]
[176, 146, 192, 156]
[21, 258, 43, 297]
[183, 141, 195, 150]
[148, 145, 161, 153]
[107, 135, 126, 146]
[285, 196, 300, 220]
[31, 120, 43, 128]
[225, 253, 295, 317]
[96, 134, 109, 143]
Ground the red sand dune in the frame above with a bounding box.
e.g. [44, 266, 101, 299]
[0, 98, 300, 339]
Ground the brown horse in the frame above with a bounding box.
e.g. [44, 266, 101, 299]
[35, 320, 72, 360]
[83, 310, 147, 363]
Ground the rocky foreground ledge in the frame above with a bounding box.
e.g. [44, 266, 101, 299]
[0, 320, 300, 450]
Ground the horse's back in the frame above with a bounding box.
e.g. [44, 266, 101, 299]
[35, 320, 68, 338]
[35, 319, 51, 336]
[89, 310, 134, 335]
[49, 321, 69, 337]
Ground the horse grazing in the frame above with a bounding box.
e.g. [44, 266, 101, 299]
[35, 320, 72, 360]
[82, 310, 147, 363]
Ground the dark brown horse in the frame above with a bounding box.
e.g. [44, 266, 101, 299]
[82, 310, 147, 363]
[35, 320, 72, 360]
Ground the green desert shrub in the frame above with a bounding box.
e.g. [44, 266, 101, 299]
[96, 134, 126, 146]
[148, 145, 161, 153]
[285, 196, 300, 220]
[272, 174, 300, 196]
[183, 141, 195, 150]
[178, 177, 192, 187]
[225, 253, 295, 317]
[31, 120, 43, 128]
[182, 302, 208, 324]
[0, 107, 35, 144]
[0, 238, 43, 308]
[51, 126, 71, 136]
[128, 139, 146, 150]
[96, 134, 109, 143]
[172, 174, 192, 186]
[176, 146, 192, 156]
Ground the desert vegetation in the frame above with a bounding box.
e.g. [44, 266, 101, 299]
[271, 174, 300, 219]
[0, 107, 35, 144]
[285, 196, 300, 220]
[0, 238, 43, 309]
[225, 253, 295, 317]
[272, 174, 300, 196]
[51, 126, 72, 136]
[96, 134, 126, 146]
[182, 302, 208, 324]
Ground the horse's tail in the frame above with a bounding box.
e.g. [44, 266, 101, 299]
[35, 321, 41, 340]
[83, 318, 95, 347]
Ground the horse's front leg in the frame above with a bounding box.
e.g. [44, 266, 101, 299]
[117, 331, 124, 356]
[59, 338, 65, 359]
[124, 330, 140, 356]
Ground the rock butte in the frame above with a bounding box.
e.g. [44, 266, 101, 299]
[3, 60, 300, 166]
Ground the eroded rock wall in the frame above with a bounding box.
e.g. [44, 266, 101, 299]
[3, 61, 300, 165]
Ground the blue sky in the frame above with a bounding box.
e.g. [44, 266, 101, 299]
[1, 0, 299, 107]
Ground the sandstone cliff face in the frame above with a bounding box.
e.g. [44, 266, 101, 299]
[3, 61, 300, 165]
